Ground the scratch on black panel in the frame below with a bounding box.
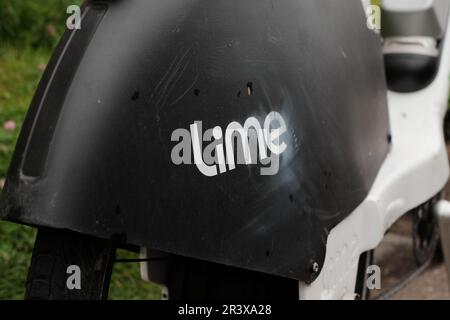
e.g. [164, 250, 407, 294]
[149, 45, 197, 122]
[148, 45, 198, 146]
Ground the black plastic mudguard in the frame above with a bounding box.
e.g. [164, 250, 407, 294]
[0, 0, 390, 283]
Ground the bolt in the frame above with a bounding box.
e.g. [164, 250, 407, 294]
[312, 262, 320, 273]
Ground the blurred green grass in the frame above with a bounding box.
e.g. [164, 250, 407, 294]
[0, 0, 79, 49]
[0, 3, 161, 299]
[0, 47, 161, 301]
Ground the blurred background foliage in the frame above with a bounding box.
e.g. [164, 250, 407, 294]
[0, 1, 160, 299]
[0, 0, 80, 48]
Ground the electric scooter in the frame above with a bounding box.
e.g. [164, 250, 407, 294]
[1, 0, 449, 300]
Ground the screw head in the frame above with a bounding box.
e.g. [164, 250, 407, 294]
[312, 262, 320, 273]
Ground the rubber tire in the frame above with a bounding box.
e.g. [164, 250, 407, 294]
[355, 250, 374, 300]
[25, 227, 116, 300]
[166, 256, 299, 300]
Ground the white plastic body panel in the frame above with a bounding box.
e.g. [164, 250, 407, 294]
[299, 8, 450, 300]
[383, 0, 450, 31]
[383, 0, 434, 12]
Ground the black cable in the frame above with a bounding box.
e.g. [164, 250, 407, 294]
[114, 258, 168, 263]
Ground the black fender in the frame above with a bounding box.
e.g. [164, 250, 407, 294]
[0, 0, 390, 283]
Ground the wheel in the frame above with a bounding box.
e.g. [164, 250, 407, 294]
[355, 250, 374, 300]
[166, 256, 299, 300]
[25, 227, 116, 300]
[26, 228, 298, 300]
[412, 197, 440, 266]
[444, 109, 450, 143]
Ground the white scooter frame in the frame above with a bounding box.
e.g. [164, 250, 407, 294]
[299, 1, 450, 300]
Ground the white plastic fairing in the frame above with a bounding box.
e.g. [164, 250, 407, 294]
[383, 0, 434, 12]
[299, 7, 450, 299]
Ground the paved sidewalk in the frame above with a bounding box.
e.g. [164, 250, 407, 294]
[370, 215, 450, 300]
[391, 263, 450, 300]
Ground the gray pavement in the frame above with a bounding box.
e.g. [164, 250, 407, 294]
[369, 215, 450, 300]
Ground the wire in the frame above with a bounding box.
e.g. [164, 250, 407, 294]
[114, 258, 168, 263]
